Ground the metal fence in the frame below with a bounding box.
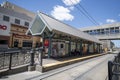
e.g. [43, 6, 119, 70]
[108, 53, 120, 80]
[0, 48, 42, 70]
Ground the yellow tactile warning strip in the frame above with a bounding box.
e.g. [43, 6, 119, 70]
[43, 53, 106, 72]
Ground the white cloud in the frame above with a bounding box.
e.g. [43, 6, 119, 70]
[62, 0, 81, 6]
[51, 5, 74, 21]
[106, 19, 116, 23]
[69, 6, 74, 10]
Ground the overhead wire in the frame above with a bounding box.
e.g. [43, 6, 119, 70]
[77, 2, 100, 25]
[69, 0, 99, 26]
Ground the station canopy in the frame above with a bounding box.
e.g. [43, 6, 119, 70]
[27, 12, 102, 44]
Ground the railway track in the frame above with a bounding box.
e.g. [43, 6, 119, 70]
[26, 54, 115, 80]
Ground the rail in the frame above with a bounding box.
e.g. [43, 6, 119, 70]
[0, 48, 43, 70]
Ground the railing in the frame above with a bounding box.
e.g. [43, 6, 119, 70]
[0, 48, 43, 70]
[108, 53, 120, 80]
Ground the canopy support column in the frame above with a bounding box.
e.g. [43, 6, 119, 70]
[48, 33, 55, 58]
[98, 44, 101, 53]
[68, 37, 71, 56]
[97, 44, 99, 53]
[80, 40, 83, 55]
[93, 43, 95, 54]
[87, 43, 90, 54]
[76, 41, 77, 50]
[48, 37, 52, 58]
[42, 32, 45, 49]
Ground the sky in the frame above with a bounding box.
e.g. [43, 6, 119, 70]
[0, 0, 120, 47]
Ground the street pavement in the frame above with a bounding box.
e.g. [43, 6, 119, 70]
[0, 54, 116, 80]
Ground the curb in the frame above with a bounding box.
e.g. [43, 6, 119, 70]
[42, 53, 106, 72]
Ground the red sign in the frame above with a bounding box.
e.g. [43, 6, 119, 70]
[44, 39, 49, 46]
[0, 25, 7, 30]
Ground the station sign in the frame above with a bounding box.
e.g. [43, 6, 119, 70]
[14, 34, 31, 39]
[0, 25, 7, 30]
[0, 23, 10, 36]
[44, 39, 49, 46]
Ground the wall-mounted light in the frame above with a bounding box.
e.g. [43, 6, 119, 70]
[40, 38, 43, 42]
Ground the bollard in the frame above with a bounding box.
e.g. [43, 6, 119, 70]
[28, 49, 35, 71]
[108, 61, 113, 80]
[30, 49, 35, 66]
[35, 48, 43, 72]
[39, 49, 43, 66]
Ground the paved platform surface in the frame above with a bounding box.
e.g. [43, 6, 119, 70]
[43, 53, 104, 67]
[42, 53, 106, 72]
[0, 54, 116, 80]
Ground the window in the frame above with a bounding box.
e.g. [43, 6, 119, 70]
[105, 28, 109, 34]
[106, 28, 109, 30]
[115, 27, 119, 33]
[97, 29, 100, 35]
[89, 30, 97, 35]
[60, 44, 64, 48]
[14, 40, 19, 47]
[110, 27, 115, 34]
[105, 30, 109, 35]
[93, 30, 97, 35]
[24, 21, 29, 26]
[101, 29, 105, 35]
[15, 19, 20, 24]
[3, 15, 10, 22]
[86, 31, 89, 33]
[101, 29, 104, 31]
[30, 15, 45, 34]
[0, 40, 8, 44]
[23, 41, 32, 47]
[89, 30, 92, 35]
[115, 27, 119, 29]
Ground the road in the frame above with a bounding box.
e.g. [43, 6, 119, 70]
[28, 54, 116, 80]
[0, 54, 116, 80]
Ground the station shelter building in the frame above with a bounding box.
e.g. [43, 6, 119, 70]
[27, 12, 102, 58]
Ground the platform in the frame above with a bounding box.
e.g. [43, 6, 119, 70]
[42, 53, 106, 72]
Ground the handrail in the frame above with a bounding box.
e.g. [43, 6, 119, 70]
[0, 48, 43, 70]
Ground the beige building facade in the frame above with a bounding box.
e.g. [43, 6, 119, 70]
[0, 1, 41, 48]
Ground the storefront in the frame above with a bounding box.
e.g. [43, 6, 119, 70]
[0, 35, 9, 48]
[0, 23, 41, 48]
[9, 24, 41, 48]
[0, 23, 10, 48]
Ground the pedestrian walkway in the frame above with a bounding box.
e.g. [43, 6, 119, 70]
[0, 71, 41, 80]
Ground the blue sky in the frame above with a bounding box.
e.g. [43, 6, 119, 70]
[1, 0, 120, 27]
[0, 0, 120, 47]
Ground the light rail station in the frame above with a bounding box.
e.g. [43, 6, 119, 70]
[27, 12, 102, 58]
